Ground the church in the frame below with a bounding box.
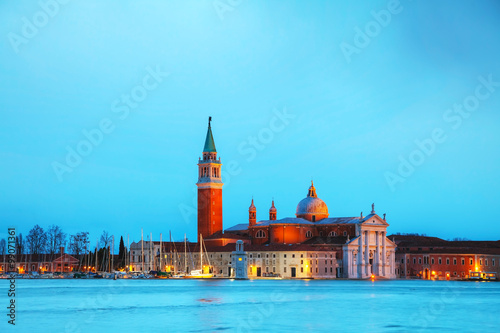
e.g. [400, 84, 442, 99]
[196, 118, 397, 279]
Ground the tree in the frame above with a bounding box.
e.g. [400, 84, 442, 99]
[15, 233, 24, 254]
[0, 239, 6, 255]
[26, 225, 48, 254]
[69, 232, 89, 256]
[100, 231, 112, 249]
[46, 225, 67, 255]
[99, 231, 112, 272]
[118, 236, 126, 269]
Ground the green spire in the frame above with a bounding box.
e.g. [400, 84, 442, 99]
[203, 117, 217, 153]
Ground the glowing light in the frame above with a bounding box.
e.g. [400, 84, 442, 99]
[238, 258, 242, 261]
[371, 274, 375, 279]
[475, 266, 479, 272]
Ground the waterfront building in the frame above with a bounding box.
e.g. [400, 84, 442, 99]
[392, 235, 500, 280]
[0, 247, 79, 273]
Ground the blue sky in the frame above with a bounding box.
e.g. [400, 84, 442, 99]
[1, 0, 500, 246]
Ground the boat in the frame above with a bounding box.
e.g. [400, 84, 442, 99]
[469, 271, 497, 281]
[184, 234, 213, 279]
[184, 269, 212, 279]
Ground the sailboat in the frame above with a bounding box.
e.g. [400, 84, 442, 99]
[184, 234, 213, 279]
[171, 234, 187, 279]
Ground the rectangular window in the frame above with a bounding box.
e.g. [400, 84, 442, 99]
[480, 259, 483, 265]
[310, 267, 312, 273]
[301, 254, 304, 258]
[461, 258, 465, 265]
[407, 258, 410, 263]
[284, 260, 286, 264]
[301, 260, 303, 264]
[493, 259, 496, 266]
[301, 267, 303, 273]
[284, 267, 287, 273]
[485, 259, 488, 266]
[413, 258, 416, 264]
[438, 258, 442, 265]
[330, 267, 333, 273]
[453, 258, 457, 265]
[284, 254, 287, 258]
[273, 267, 276, 273]
[446, 258, 450, 265]
[470, 258, 473, 265]
[292, 254, 295, 258]
[418, 258, 422, 264]
[401, 259, 404, 263]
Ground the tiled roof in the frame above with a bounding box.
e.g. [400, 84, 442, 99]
[224, 223, 249, 232]
[205, 232, 250, 240]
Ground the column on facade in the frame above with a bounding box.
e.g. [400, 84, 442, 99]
[364, 230, 370, 276]
[375, 231, 380, 276]
[358, 230, 364, 278]
[382, 232, 386, 277]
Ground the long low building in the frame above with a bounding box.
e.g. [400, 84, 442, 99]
[391, 235, 500, 279]
[0, 247, 80, 274]
[129, 241, 340, 278]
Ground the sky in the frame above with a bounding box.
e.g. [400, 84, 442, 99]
[1, 0, 500, 248]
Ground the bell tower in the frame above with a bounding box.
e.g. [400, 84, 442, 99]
[269, 200, 277, 220]
[249, 199, 256, 226]
[197, 117, 223, 241]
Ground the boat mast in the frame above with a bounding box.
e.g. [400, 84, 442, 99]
[111, 235, 114, 273]
[95, 239, 98, 273]
[200, 234, 203, 272]
[184, 234, 187, 273]
[150, 232, 153, 271]
[141, 229, 144, 272]
[127, 234, 129, 271]
[160, 233, 162, 272]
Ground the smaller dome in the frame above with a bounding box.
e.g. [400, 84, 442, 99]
[249, 198, 256, 212]
[269, 200, 277, 212]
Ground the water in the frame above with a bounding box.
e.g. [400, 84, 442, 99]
[2, 279, 499, 332]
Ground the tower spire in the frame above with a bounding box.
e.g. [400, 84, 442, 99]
[203, 116, 216, 153]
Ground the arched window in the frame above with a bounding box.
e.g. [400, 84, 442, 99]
[256, 230, 266, 238]
[306, 231, 313, 238]
[312, 215, 316, 222]
[329, 231, 337, 237]
[343, 231, 347, 236]
[319, 231, 323, 237]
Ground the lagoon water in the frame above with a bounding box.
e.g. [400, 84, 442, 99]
[2, 279, 500, 332]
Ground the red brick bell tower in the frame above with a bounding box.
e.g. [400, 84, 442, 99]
[197, 117, 223, 241]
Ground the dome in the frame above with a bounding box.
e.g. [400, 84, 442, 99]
[295, 182, 329, 221]
[296, 197, 328, 216]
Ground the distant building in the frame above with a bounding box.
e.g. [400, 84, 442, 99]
[391, 235, 500, 279]
[0, 247, 79, 274]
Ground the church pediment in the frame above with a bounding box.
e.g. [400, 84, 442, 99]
[360, 214, 388, 226]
